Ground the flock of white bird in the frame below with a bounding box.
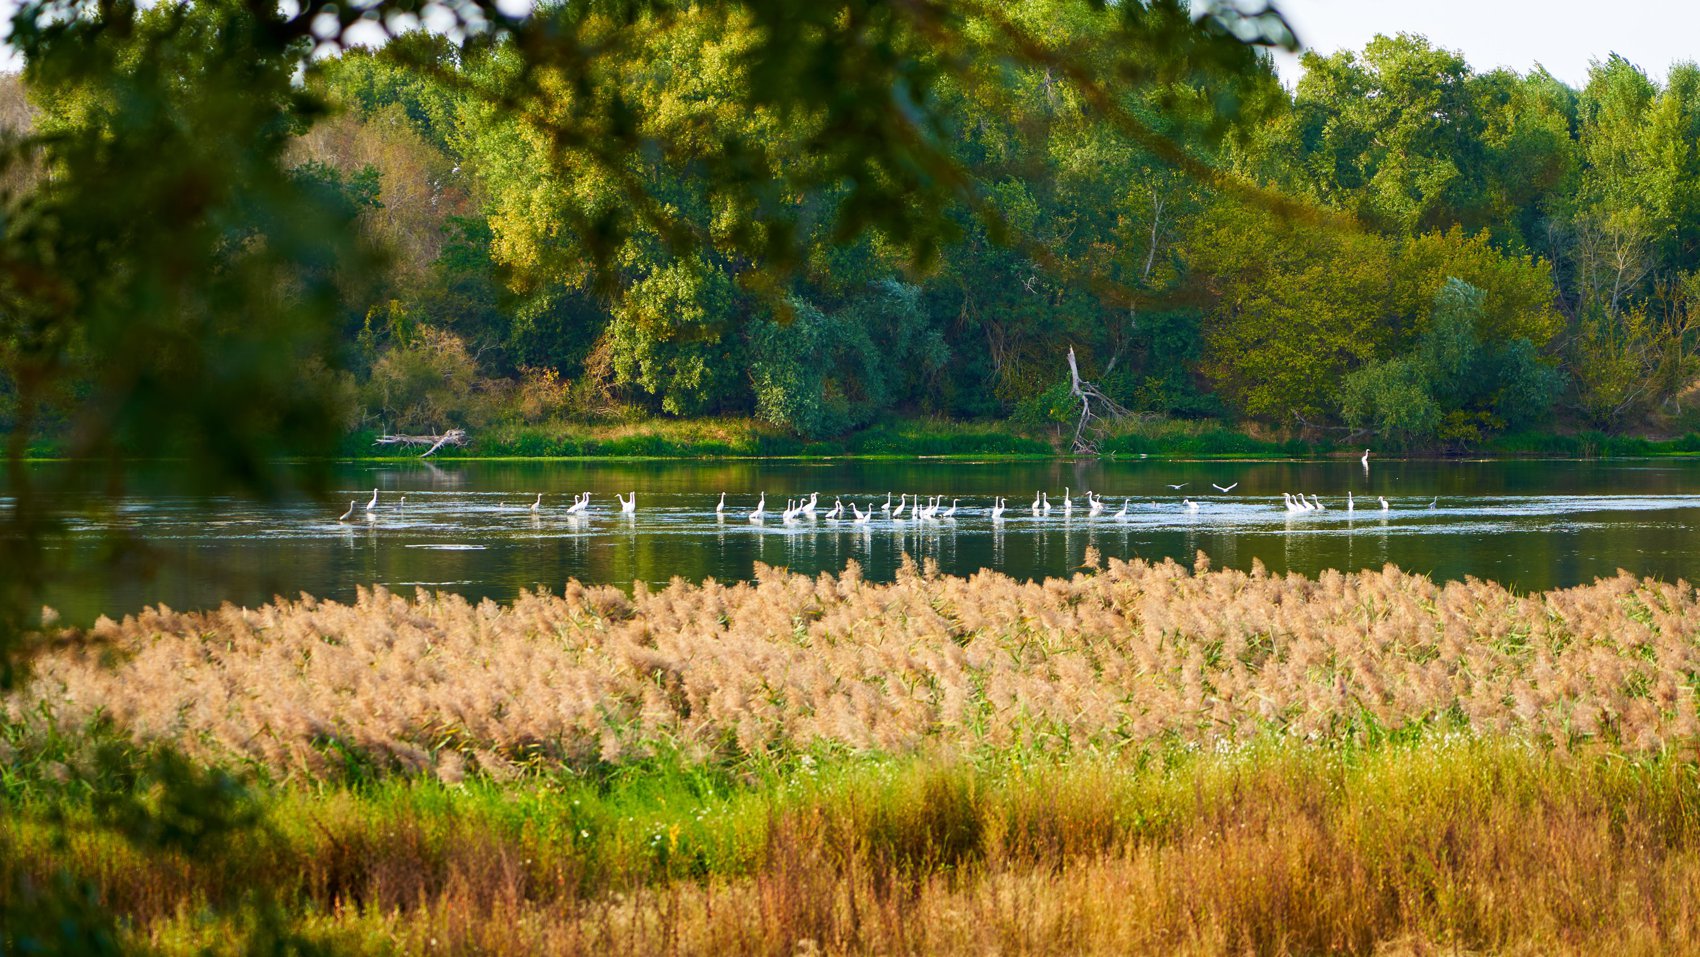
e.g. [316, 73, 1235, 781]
[337, 448, 1434, 524]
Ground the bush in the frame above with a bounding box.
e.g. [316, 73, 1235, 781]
[364, 326, 487, 433]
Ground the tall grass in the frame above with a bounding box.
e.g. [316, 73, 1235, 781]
[6, 740, 1700, 954]
[14, 555, 1700, 779]
[13, 559, 1700, 952]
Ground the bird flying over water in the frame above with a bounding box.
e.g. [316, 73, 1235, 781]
[1212, 482, 1238, 493]
[1167, 483, 1187, 490]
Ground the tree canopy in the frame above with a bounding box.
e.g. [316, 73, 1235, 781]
[7, 0, 1700, 667]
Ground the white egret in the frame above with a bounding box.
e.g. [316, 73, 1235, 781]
[617, 492, 636, 514]
[715, 492, 726, 515]
[942, 497, 959, 519]
[1184, 498, 1199, 511]
[853, 503, 871, 523]
[1088, 494, 1105, 517]
[1379, 496, 1390, 512]
[881, 492, 893, 513]
[1062, 487, 1074, 516]
[399, 495, 407, 507]
[749, 493, 766, 522]
[1362, 449, 1371, 468]
[1283, 493, 1303, 513]
[802, 492, 818, 517]
[1212, 482, 1238, 493]
[892, 494, 909, 519]
[1166, 483, 1187, 490]
[1030, 491, 1042, 516]
[1113, 499, 1129, 520]
[531, 493, 542, 512]
[365, 488, 379, 513]
[1347, 491, 1355, 512]
[991, 497, 1007, 521]
[1428, 497, 1438, 509]
[1310, 495, 1326, 511]
[1041, 492, 1052, 515]
[338, 500, 357, 522]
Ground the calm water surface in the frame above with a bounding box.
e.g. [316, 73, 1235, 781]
[22, 458, 1700, 621]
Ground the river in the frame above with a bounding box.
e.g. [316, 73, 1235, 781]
[21, 457, 1700, 621]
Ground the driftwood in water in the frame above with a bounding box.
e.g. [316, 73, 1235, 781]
[374, 428, 468, 457]
[1066, 347, 1130, 454]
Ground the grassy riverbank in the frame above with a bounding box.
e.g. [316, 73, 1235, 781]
[9, 558, 1700, 953]
[336, 416, 1700, 461]
[18, 415, 1700, 462]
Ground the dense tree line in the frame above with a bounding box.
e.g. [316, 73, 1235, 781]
[5, 4, 1700, 448]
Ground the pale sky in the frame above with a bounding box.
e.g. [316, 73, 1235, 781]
[1268, 0, 1700, 88]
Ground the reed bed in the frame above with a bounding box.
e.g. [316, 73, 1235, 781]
[14, 553, 1700, 777]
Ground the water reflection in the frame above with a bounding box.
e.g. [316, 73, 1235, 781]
[24, 457, 1700, 620]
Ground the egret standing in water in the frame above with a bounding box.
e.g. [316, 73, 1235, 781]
[1379, 496, 1390, 512]
[748, 493, 766, 522]
[991, 497, 1007, 521]
[716, 492, 726, 516]
[617, 492, 636, 514]
[365, 488, 379, 514]
[1362, 449, 1371, 474]
[530, 493, 542, 512]
[338, 500, 357, 522]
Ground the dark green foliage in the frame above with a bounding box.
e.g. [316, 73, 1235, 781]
[1341, 279, 1562, 446]
[749, 281, 947, 437]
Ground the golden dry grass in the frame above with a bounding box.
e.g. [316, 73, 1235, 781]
[8, 742, 1700, 955]
[14, 552, 1700, 777]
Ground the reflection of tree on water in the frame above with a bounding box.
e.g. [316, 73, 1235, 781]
[34, 463, 1700, 620]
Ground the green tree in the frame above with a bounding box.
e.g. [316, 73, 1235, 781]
[1341, 278, 1560, 445]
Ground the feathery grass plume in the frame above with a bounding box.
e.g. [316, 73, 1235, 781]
[13, 558, 1700, 776]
